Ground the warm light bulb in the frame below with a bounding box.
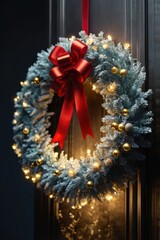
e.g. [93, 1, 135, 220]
[92, 84, 97, 91]
[22, 101, 29, 108]
[12, 119, 17, 125]
[14, 111, 20, 116]
[107, 82, 117, 93]
[35, 172, 42, 180]
[80, 198, 88, 206]
[49, 194, 54, 199]
[31, 176, 36, 183]
[22, 166, 30, 175]
[14, 96, 19, 102]
[124, 42, 130, 50]
[12, 144, 17, 150]
[69, 35, 75, 41]
[102, 43, 108, 49]
[107, 35, 112, 41]
[86, 38, 94, 45]
[25, 175, 30, 180]
[34, 134, 40, 142]
[86, 149, 91, 156]
[105, 194, 113, 201]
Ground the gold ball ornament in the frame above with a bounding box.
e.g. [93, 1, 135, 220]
[111, 122, 118, 130]
[68, 169, 76, 177]
[112, 149, 120, 158]
[36, 158, 44, 165]
[118, 123, 125, 131]
[111, 66, 118, 74]
[54, 169, 61, 176]
[92, 162, 101, 171]
[23, 127, 30, 135]
[33, 76, 40, 84]
[86, 181, 94, 188]
[105, 158, 113, 166]
[122, 108, 129, 116]
[123, 143, 131, 152]
[120, 69, 127, 76]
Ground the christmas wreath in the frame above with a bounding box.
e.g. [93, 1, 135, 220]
[12, 31, 152, 204]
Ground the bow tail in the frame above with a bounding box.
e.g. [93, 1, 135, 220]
[51, 86, 74, 149]
[72, 81, 94, 139]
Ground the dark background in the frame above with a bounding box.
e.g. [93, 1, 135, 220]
[0, 1, 49, 239]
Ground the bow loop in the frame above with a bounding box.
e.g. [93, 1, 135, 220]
[49, 39, 93, 148]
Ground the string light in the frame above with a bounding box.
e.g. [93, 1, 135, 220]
[14, 111, 20, 116]
[49, 194, 54, 199]
[105, 194, 113, 201]
[92, 84, 97, 91]
[124, 42, 130, 50]
[107, 82, 117, 93]
[69, 35, 75, 41]
[22, 166, 30, 175]
[12, 119, 17, 125]
[12, 143, 17, 150]
[102, 43, 108, 49]
[14, 96, 20, 102]
[86, 149, 91, 156]
[107, 35, 112, 41]
[22, 101, 29, 108]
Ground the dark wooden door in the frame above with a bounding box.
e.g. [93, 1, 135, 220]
[35, 0, 160, 239]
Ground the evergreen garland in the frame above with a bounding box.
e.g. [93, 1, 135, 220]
[12, 32, 153, 204]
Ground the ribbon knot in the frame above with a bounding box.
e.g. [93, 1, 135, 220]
[49, 39, 94, 149]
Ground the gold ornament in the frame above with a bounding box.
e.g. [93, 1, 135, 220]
[36, 158, 43, 165]
[86, 181, 94, 188]
[105, 158, 113, 166]
[111, 122, 118, 130]
[92, 162, 101, 171]
[23, 127, 30, 135]
[111, 66, 118, 74]
[123, 143, 131, 152]
[68, 169, 76, 177]
[112, 149, 120, 158]
[107, 82, 117, 93]
[33, 76, 40, 84]
[122, 108, 129, 116]
[120, 69, 127, 76]
[118, 123, 125, 131]
[54, 169, 61, 176]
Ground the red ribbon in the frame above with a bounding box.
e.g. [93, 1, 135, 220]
[82, 0, 89, 35]
[49, 40, 94, 149]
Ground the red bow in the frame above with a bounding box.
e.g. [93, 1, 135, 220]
[49, 39, 94, 149]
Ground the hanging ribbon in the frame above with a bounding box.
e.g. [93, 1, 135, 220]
[82, 0, 90, 35]
[49, 40, 94, 149]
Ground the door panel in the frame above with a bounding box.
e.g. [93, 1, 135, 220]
[35, 0, 157, 239]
